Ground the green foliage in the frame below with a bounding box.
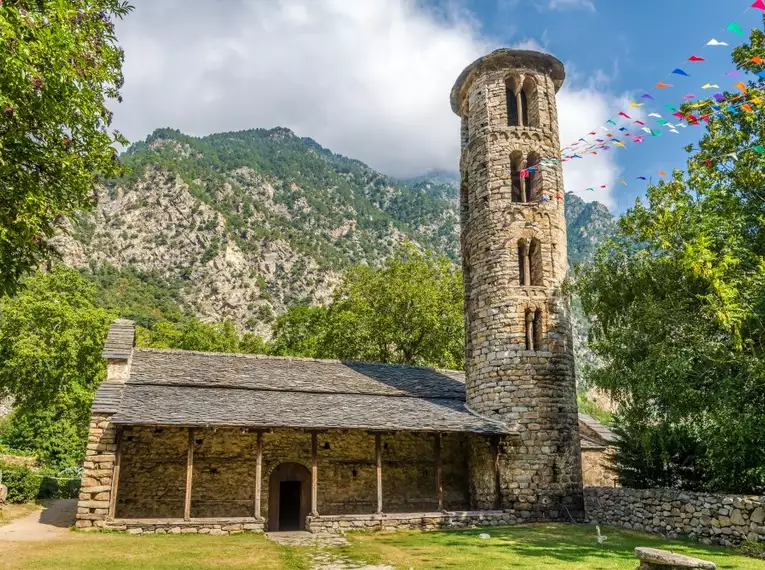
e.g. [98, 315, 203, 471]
[138, 318, 266, 354]
[0, 460, 42, 503]
[575, 24, 765, 494]
[271, 244, 464, 369]
[576, 393, 613, 426]
[0, 266, 112, 468]
[0, 0, 133, 296]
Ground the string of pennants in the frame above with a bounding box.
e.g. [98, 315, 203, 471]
[527, 0, 765, 196]
[560, 0, 765, 162]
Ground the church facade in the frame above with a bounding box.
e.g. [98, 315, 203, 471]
[76, 49, 584, 534]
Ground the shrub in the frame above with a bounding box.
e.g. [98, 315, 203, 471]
[0, 461, 43, 503]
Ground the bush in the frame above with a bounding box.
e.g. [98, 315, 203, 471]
[0, 461, 43, 503]
[38, 476, 81, 500]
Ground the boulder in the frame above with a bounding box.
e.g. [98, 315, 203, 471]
[635, 547, 716, 569]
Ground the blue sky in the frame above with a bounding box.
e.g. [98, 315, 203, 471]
[459, 0, 764, 211]
[112, 0, 763, 213]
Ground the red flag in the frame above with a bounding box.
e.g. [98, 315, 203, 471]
[753, 0, 765, 10]
[688, 55, 706, 62]
[618, 111, 631, 119]
[634, 120, 645, 126]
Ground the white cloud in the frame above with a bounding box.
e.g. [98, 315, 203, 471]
[544, 0, 595, 11]
[113, 0, 621, 208]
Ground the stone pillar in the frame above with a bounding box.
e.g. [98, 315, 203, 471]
[451, 50, 584, 520]
[76, 414, 119, 529]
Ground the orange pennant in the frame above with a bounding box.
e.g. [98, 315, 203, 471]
[656, 82, 673, 88]
[735, 82, 748, 93]
[743, 104, 754, 112]
[658, 171, 667, 176]
[751, 56, 763, 63]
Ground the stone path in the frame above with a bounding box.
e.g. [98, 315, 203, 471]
[265, 531, 395, 570]
[0, 499, 76, 541]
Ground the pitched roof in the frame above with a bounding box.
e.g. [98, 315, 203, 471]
[94, 322, 508, 434]
[578, 413, 616, 445]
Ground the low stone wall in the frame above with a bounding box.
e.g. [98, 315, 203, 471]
[585, 487, 765, 546]
[306, 510, 510, 534]
[104, 518, 264, 535]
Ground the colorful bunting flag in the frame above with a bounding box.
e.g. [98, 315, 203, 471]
[634, 120, 645, 125]
[735, 82, 748, 93]
[672, 68, 690, 77]
[707, 39, 728, 46]
[656, 82, 673, 88]
[630, 102, 645, 107]
[658, 171, 667, 176]
[618, 112, 631, 119]
[702, 83, 720, 89]
[714, 93, 726, 101]
[753, 0, 765, 10]
[743, 104, 754, 112]
[727, 22, 744, 37]
[688, 56, 705, 62]
[754, 145, 765, 154]
[619, 180, 627, 186]
[751, 56, 763, 63]
[606, 119, 616, 125]
[637, 176, 647, 181]
[641, 93, 654, 100]
[684, 94, 696, 99]
[648, 113, 662, 118]
[726, 70, 742, 77]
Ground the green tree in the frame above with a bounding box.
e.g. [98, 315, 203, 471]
[575, 25, 765, 493]
[0, 266, 112, 467]
[138, 317, 266, 355]
[271, 244, 464, 369]
[0, 0, 132, 296]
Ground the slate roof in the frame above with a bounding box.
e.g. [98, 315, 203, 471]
[578, 413, 616, 445]
[94, 322, 508, 434]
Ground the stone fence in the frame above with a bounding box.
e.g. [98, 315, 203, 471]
[306, 511, 509, 534]
[585, 487, 765, 547]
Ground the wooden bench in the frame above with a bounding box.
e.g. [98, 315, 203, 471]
[635, 547, 716, 570]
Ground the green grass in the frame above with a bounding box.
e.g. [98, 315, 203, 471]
[578, 392, 614, 425]
[343, 524, 765, 570]
[1, 523, 763, 569]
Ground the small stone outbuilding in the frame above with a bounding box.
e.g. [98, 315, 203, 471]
[578, 413, 618, 488]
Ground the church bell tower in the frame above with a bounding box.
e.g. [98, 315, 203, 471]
[451, 49, 583, 518]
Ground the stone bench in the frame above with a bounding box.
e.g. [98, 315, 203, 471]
[635, 547, 716, 570]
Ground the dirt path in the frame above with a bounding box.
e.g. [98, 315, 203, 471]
[0, 499, 76, 541]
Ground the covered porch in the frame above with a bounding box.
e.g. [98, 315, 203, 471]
[105, 425, 496, 533]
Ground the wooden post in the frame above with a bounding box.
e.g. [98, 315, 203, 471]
[108, 426, 123, 519]
[254, 431, 263, 519]
[311, 432, 318, 516]
[375, 433, 383, 514]
[435, 432, 443, 512]
[184, 428, 194, 521]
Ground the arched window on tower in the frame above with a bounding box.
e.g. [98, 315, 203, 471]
[505, 77, 520, 127]
[518, 238, 543, 286]
[510, 151, 524, 202]
[526, 152, 541, 201]
[520, 89, 529, 127]
[522, 77, 539, 127]
[525, 308, 543, 351]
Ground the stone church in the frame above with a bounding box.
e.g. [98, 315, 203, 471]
[76, 49, 585, 534]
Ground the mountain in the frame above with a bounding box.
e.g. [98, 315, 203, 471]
[54, 127, 616, 340]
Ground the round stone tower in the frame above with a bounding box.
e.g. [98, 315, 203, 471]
[451, 49, 583, 519]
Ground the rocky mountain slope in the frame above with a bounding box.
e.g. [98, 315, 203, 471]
[55, 127, 616, 341]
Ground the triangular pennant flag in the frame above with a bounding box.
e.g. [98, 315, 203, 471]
[637, 176, 647, 181]
[753, 0, 765, 10]
[743, 104, 754, 112]
[630, 102, 645, 107]
[634, 136, 645, 143]
[688, 56, 705, 62]
[618, 112, 631, 119]
[672, 68, 690, 77]
[702, 83, 720, 89]
[656, 82, 673, 88]
[713, 93, 726, 102]
[600, 185, 607, 189]
[619, 180, 627, 186]
[606, 119, 616, 125]
[707, 39, 728, 46]
[751, 56, 763, 63]
[651, 129, 662, 136]
[727, 22, 744, 36]
[619, 127, 628, 132]
[634, 120, 645, 126]
[670, 129, 680, 134]
[728, 152, 739, 161]
[754, 145, 765, 154]
[726, 70, 742, 77]
[642, 127, 652, 133]
[584, 187, 594, 191]
[672, 112, 685, 119]
[648, 113, 662, 118]
[658, 171, 667, 176]
[664, 105, 677, 112]
[641, 93, 654, 100]
[759, 71, 765, 80]
[684, 94, 695, 99]
[658, 119, 669, 124]
[735, 82, 748, 93]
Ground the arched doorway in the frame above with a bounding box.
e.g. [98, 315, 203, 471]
[268, 462, 311, 531]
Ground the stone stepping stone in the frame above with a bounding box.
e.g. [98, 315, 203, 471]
[635, 547, 716, 569]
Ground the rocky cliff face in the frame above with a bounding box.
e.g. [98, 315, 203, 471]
[55, 127, 615, 343]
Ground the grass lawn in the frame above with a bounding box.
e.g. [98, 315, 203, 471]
[1, 523, 764, 569]
[342, 524, 765, 570]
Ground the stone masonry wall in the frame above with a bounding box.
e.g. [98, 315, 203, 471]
[110, 427, 469, 526]
[585, 487, 765, 546]
[455, 50, 583, 520]
[75, 413, 118, 529]
[581, 447, 618, 488]
[307, 510, 508, 534]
